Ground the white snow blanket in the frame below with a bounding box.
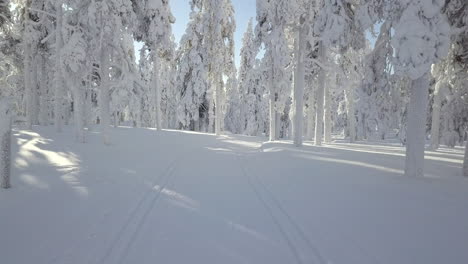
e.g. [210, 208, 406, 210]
[0, 126, 467, 264]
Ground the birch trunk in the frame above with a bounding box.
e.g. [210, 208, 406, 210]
[315, 42, 325, 146]
[54, 2, 64, 132]
[293, 27, 305, 147]
[430, 79, 442, 150]
[405, 73, 429, 177]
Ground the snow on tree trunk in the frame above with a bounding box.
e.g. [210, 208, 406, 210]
[269, 95, 276, 141]
[54, 2, 64, 133]
[315, 43, 325, 146]
[72, 87, 85, 143]
[31, 56, 39, 125]
[464, 140, 468, 177]
[405, 73, 429, 177]
[275, 112, 281, 140]
[0, 100, 11, 189]
[293, 27, 305, 147]
[215, 76, 222, 136]
[100, 49, 111, 145]
[38, 54, 49, 126]
[25, 44, 33, 130]
[345, 84, 356, 143]
[153, 51, 162, 131]
[430, 79, 442, 150]
[324, 81, 332, 143]
[306, 92, 315, 141]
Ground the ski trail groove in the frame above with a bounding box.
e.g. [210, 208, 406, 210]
[236, 153, 304, 264]
[116, 160, 179, 264]
[236, 152, 328, 264]
[97, 147, 192, 264]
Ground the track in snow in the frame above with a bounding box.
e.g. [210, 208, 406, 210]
[97, 149, 192, 264]
[236, 152, 328, 264]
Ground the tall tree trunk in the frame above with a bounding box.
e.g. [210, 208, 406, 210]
[430, 79, 442, 150]
[38, 54, 49, 126]
[405, 73, 429, 177]
[345, 85, 356, 143]
[293, 27, 305, 147]
[1, 101, 11, 189]
[315, 42, 325, 146]
[31, 56, 39, 125]
[54, 2, 64, 132]
[153, 50, 162, 131]
[100, 49, 111, 145]
[25, 45, 33, 130]
[324, 81, 332, 143]
[215, 76, 222, 136]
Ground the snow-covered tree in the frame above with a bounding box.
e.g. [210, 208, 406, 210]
[175, 8, 208, 131]
[236, 19, 258, 135]
[256, 0, 293, 141]
[133, 0, 175, 131]
[391, 0, 450, 177]
[359, 22, 394, 140]
[313, 0, 365, 145]
[199, 0, 236, 135]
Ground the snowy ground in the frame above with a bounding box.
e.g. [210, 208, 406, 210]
[1, 126, 467, 264]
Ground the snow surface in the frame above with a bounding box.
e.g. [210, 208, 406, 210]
[1, 126, 467, 264]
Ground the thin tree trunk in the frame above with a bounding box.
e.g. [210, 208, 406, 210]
[464, 139, 468, 177]
[25, 44, 33, 130]
[100, 49, 111, 145]
[153, 50, 162, 131]
[38, 54, 49, 126]
[430, 79, 442, 150]
[215, 76, 222, 136]
[275, 112, 281, 139]
[72, 84, 85, 143]
[405, 73, 429, 177]
[54, 2, 64, 132]
[31, 56, 39, 125]
[324, 81, 332, 143]
[345, 85, 356, 143]
[307, 101, 315, 141]
[269, 96, 276, 141]
[315, 42, 325, 146]
[293, 27, 305, 147]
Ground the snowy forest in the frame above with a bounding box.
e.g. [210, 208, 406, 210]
[1, 0, 468, 263]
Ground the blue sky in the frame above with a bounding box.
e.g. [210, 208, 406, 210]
[135, 1, 256, 65]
